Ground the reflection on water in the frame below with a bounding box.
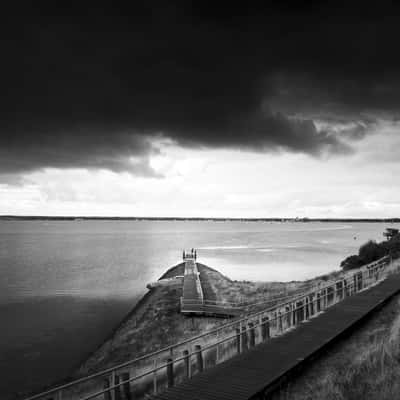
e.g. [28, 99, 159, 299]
[0, 220, 398, 398]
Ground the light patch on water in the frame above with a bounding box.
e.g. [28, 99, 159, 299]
[256, 248, 276, 252]
[198, 245, 251, 250]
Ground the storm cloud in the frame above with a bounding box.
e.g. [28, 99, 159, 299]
[1, 2, 400, 177]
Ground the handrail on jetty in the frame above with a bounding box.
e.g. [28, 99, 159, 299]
[24, 255, 398, 400]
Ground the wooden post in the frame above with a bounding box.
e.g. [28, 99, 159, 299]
[296, 301, 303, 322]
[216, 329, 220, 363]
[248, 322, 255, 347]
[167, 358, 174, 387]
[241, 325, 248, 351]
[316, 292, 321, 312]
[183, 350, 190, 379]
[103, 379, 112, 400]
[292, 303, 296, 325]
[121, 372, 132, 400]
[278, 311, 283, 331]
[353, 274, 357, 293]
[332, 286, 336, 303]
[114, 375, 122, 400]
[153, 359, 157, 394]
[305, 298, 309, 320]
[285, 306, 291, 328]
[195, 345, 203, 373]
[261, 316, 270, 340]
[110, 372, 116, 400]
[236, 327, 241, 353]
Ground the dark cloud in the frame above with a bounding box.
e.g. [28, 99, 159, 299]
[1, 2, 400, 177]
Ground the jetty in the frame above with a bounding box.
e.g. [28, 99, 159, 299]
[23, 254, 400, 400]
[180, 249, 242, 317]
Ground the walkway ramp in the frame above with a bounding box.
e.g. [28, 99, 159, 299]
[154, 273, 400, 400]
[181, 255, 242, 317]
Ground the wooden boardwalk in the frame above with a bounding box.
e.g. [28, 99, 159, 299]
[154, 273, 400, 400]
[182, 258, 204, 304]
[181, 256, 242, 317]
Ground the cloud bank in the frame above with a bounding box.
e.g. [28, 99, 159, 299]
[1, 3, 400, 178]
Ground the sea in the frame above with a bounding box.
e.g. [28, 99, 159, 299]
[1, 220, 398, 399]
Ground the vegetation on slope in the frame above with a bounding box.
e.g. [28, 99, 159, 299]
[271, 293, 400, 400]
[341, 232, 400, 271]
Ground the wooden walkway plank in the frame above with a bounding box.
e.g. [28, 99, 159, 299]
[154, 274, 400, 400]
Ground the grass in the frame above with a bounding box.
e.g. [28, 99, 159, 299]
[271, 295, 400, 400]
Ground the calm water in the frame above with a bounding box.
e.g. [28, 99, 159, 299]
[1, 220, 398, 398]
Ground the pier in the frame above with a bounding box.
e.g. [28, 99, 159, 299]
[180, 250, 242, 317]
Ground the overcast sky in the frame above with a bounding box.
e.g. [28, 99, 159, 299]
[1, 3, 400, 217]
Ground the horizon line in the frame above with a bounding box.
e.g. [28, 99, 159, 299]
[1, 215, 400, 222]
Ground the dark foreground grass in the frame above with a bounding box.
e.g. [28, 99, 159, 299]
[271, 294, 400, 400]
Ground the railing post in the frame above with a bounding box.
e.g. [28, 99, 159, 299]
[236, 327, 241, 353]
[305, 298, 309, 320]
[153, 359, 158, 394]
[195, 345, 203, 373]
[216, 329, 220, 363]
[183, 350, 190, 378]
[239, 320, 243, 353]
[110, 371, 116, 400]
[167, 358, 174, 387]
[278, 311, 283, 331]
[248, 322, 255, 347]
[241, 325, 248, 351]
[285, 306, 291, 328]
[103, 378, 112, 400]
[261, 316, 270, 340]
[114, 374, 122, 400]
[296, 301, 303, 322]
[292, 303, 296, 325]
[121, 372, 132, 400]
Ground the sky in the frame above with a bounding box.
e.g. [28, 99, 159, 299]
[1, 2, 400, 218]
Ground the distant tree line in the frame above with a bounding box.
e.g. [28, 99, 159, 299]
[341, 233, 400, 271]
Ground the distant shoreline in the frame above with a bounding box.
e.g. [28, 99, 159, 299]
[1, 215, 399, 223]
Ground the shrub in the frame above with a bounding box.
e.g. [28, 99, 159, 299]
[340, 233, 400, 271]
[358, 240, 387, 264]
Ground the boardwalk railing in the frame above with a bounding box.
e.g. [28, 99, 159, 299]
[180, 285, 318, 312]
[24, 255, 399, 400]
